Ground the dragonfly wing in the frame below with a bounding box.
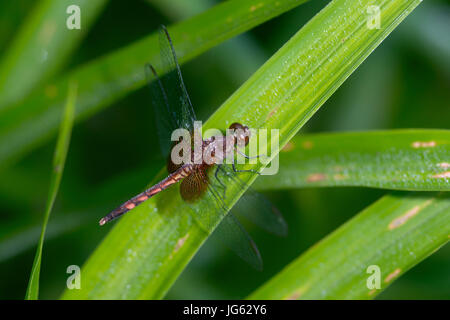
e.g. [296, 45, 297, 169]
[146, 25, 197, 158]
[145, 64, 176, 157]
[190, 176, 263, 271]
[233, 193, 288, 237]
[213, 212, 263, 271]
[157, 25, 196, 132]
[217, 164, 288, 237]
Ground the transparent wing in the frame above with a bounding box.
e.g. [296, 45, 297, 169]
[189, 163, 287, 270]
[213, 212, 263, 271]
[207, 183, 263, 271]
[190, 173, 263, 271]
[217, 165, 288, 237]
[145, 64, 176, 157]
[158, 25, 196, 131]
[146, 25, 197, 157]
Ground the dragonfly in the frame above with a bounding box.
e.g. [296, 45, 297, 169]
[99, 25, 287, 270]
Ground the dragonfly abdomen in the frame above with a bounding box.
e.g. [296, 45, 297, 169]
[99, 164, 194, 225]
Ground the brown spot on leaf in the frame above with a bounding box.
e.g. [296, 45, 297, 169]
[368, 289, 377, 296]
[411, 141, 436, 148]
[302, 141, 313, 149]
[174, 233, 190, 252]
[284, 285, 308, 300]
[286, 291, 301, 300]
[384, 268, 401, 283]
[39, 21, 56, 44]
[333, 174, 347, 180]
[307, 173, 326, 182]
[438, 162, 450, 169]
[250, 3, 263, 12]
[268, 109, 276, 119]
[432, 171, 450, 179]
[388, 206, 420, 229]
[282, 142, 295, 152]
[266, 105, 281, 121]
[388, 200, 433, 230]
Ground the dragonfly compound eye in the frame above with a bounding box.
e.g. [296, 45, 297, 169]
[229, 123, 250, 146]
[229, 122, 244, 131]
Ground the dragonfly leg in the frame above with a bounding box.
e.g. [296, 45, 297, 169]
[214, 165, 227, 197]
[232, 163, 261, 175]
[232, 146, 267, 174]
[235, 148, 267, 160]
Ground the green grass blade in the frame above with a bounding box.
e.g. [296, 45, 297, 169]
[254, 130, 450, 191]
[25, 81, 77, 300]
[248, 192, 450, 299]
[0, 0, 309, 171]
[0, 0, 108, 110]
[61, 0, 422, 300]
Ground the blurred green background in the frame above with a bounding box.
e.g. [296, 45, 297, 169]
[0, 0, 449, 299]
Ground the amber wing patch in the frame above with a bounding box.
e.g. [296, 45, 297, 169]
[180, 167, 208, 202]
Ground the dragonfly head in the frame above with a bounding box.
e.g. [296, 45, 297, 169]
[229, 122, 250, 146]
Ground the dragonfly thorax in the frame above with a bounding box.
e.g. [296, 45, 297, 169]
[201, 123, 250, 166]
[167, 122, 250, 168]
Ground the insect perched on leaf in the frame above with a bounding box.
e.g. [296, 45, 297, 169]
[99, 25, 287, 270]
